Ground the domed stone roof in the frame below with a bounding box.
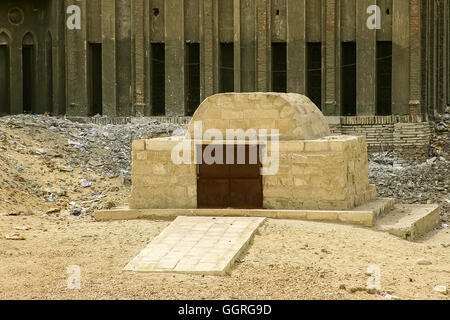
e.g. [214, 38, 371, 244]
[187, 93, 331, 140]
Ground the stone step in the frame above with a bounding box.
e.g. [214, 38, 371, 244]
[94, 198, 396, 227]
[373, 204, 440, 241]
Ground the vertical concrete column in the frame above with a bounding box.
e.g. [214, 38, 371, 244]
[392, 0, 410, 115]
[240, 0, 256, 92]
[52, 0, 66, 115]
[356, 0, 376, 115]
[233, 0, 241, 92]
[201, 0, 216, 102]
[116, 0, 132, 116]
[444, 0, 449, 108]
[38, 35, 48, 114]
[9, 37, 22, 114]
[287, 0, 306, 94]
[144, 1, 151, 115]
[132, 0, 146, 116]
[102, 0, 117, 116]
[165, 0, 185, 116]
[335, 0, 342, 115]
[65, 0, 88, 116]
[256, 0, 269, 92]
[324, 0, 337, 115]
[409, 0, 422, 114]
[212, 0, 220, 94]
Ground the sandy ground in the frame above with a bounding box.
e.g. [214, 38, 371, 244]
[0, 214, 448, 300]
[0, 118, 448, 300]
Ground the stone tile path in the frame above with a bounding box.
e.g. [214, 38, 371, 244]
[123, 216, 265, 275]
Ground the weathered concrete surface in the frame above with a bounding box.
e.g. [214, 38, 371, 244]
[1, 0, 447, 117]
[123, 216, 265, 275]
[374, 204, 440, 241]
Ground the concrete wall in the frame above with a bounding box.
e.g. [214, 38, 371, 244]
[0, 0, 65, 115]
[422, 0, 450, 117]
[0, 0, 447, 118]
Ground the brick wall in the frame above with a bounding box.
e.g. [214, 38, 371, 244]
[327, 115, 433, 163]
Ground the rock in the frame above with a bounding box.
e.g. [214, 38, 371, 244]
[338, 284, 346, 290]
[433, 285, 448, 295]
[70, 209, 82, 216]
[5, 233, 25, 240]
[348, 286, 365, 293]
[6, 212, 22, 216]
[58, 165, 74, 172]
[416, 258, 432, 265]
[384, 294, 400, 300]
[46, 208, 61, 214]
[104, 201, 116, 210]
[14, 226, 30, 231]
[79, 179, 92, 187]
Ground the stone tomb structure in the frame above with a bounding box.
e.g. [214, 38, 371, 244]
[128, 93, 377, 213]
[96, 92, 440, 238]
[96, 93, 439, 276]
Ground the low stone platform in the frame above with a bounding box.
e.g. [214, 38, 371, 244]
[123, 216, 265, 275]
[95, 198, 395, 227]
[374, 204, 440, 240]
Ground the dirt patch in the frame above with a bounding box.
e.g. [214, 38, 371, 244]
[0, 115, 448, 300]
[0, 215, 448, 300]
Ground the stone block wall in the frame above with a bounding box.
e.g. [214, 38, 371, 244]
[263, 136, 376, 210]
[188, 93, 331, 141]
[129, 135, 376, 211]
[129, 138, 197, 209]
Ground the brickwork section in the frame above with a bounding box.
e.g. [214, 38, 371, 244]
[123, 216, 265, 275]
[327, 116, 433, 163]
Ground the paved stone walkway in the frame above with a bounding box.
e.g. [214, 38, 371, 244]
[124, 216, 265, 275]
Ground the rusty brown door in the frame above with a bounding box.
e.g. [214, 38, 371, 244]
[197, 145, 262, 209]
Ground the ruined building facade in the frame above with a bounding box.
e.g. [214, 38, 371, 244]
[0, 0, 448, 119]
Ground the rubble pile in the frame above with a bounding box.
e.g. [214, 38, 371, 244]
[430, 106, 450, 160]
[369, 152, 449, 222]
[0, 115, 186, 216]
[1, 115, 187, 179]
[0, 114, 447, 222]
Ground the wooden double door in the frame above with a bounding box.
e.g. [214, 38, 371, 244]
[197, 145, 263, 209]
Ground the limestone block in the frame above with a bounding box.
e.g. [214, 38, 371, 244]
[132, 140, 146, 151]
[221, 109, 244, 120]
[263, 176, 279, 186]
[293, 178, 308, 186]
[132, 162, 151, 175]
[136, 151, 148, 161]
[264, 186, 292, 199]
[187, 93, 331, 140]
[151, 163, 168, 175]
[146, 139, 179, 151]
[278, 142, 305, 152]
[291, 154, 309, 164]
